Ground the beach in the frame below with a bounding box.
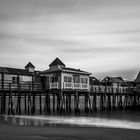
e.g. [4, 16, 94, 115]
[0, 119, 140, 140]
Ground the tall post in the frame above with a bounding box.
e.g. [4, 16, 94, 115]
[39, 90, 42, 114]
[8, 83, 15, 115]
[28, 84, 31, 115]
[47, 92, 50, 114]
[92, 93, 97, 111]
[53, 93, 55, 112]
[8, 83, 11, 115]
[1, 72, 4, 114]
[32, 73, 36, 114]
[24, 92, 27, 114]
[68, 94, 71, 113]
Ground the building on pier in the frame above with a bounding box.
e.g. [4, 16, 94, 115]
[134, 71, 140, 93]
[41, 58, 92, 91]
[90, 77, 100, 93]
[0, 62, 41, 90]
[101, 77, 125, 93]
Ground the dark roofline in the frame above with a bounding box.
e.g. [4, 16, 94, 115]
[49, 57, 65, 67]
[134, 71, 140, 83]
[101, 76, 124, 83]
[25, 62, 35, 69]
[0, 67, 41, 76]
[42, 66, 91, 75]
[62, 68, 91, 75]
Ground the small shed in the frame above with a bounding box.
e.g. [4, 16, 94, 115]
[134, 71, 140, 93]
[101, 77, 125, 93]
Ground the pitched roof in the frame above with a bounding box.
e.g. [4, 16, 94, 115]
[42, 66, 62, 73]
[42, 66, 91, 75]
[0, 67, 9, 73]
[62, 67, 91, 75]
[0, 67, 40, 76]
[25, 62, 35, 69]
[49, 58, 65, 67]
[102, 77, 124, 83]
[134, 71, 140, 83]
[90, 77, 100, 85]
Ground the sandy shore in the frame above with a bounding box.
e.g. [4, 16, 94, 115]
[0, 121, 140, 140]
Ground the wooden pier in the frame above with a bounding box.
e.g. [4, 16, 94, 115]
[0, 81, 140, 116]
[0, 59, 140, 116]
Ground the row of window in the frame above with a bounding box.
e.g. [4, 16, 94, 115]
[50, 76, 88, 84]
[11, 76, 32, 84]
[64, 76, 88, 84]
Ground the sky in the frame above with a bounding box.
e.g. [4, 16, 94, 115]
[0, 0, 140, 80]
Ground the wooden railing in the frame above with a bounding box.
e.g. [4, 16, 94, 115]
[0, 80, 41, 91]
[63, 82, 89, 90]
[63, 82, 73, 89]
[50, 82, 58, 89]
[0, 80, 136, 93]
[90, 85, 135, 94]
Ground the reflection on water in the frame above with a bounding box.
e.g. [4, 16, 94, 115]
[1, 110, 140, 130]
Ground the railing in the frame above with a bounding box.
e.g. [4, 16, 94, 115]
[63, 82, 89, 90]
[0, 80, 41, 91]
[90, 85, 135, 94]
[63, 82, 73, 89]
[50, 82, 58, 89]
[73, 83, 81, 89]
[81, 84, 89, 89]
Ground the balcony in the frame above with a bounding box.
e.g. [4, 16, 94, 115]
[63, 82, 89, 90]
[50, 82, 58, 89]
[63, 82, 73, 89]
[81, 84, 89, 90]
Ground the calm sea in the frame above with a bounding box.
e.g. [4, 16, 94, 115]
[1, 110, 140, 130]
[0, 96, 140, 130]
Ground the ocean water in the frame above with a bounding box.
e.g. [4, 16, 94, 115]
[1, 96, 140, 130]
[1, 110, 140, 130]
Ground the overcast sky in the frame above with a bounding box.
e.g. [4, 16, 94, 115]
[0, 0, 140, 80]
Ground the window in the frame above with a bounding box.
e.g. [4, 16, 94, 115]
[73, 75, 80, 83]
[51, 76, 58, 83]
[64, 76, 72, 83]
[81, 78, 88, 84]
[12, 76, 18, 84]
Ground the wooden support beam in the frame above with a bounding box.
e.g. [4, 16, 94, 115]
[1, 72, 4, 114]
[27, 85, 32, 115]
[107, 94, 111, 110]
[68, 94, 71, 113]
[53, 93, 55, 112]
[8, 83, 15, 115]
[92, 93, 97, 111]
[39, 91, 42, 114]
[32, 92, 36, 114]
[74, 92, 80, 114]
[47, 92, 50, 114]
[16, 84, 21, 115]
[24, 92, 27, 114]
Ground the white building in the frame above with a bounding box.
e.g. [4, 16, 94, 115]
[41, 58, 92, 91]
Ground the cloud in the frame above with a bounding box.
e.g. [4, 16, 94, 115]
[0, 0, 140, 80]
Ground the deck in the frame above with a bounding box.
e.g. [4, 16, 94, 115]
[0, 80, 139, 116]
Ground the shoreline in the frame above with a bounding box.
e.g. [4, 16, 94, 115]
[0, 120, 140, 140]
[1, 114, 140, 130]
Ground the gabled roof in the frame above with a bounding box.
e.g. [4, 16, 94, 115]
[25, 62, 35, 69]
[90, 77, 100, 85]
[102, 76, 124, 83]
[62, 67, 91, 75]
[42, 66, 91, 75]
[0, 67, 9, 73]
[42, 66, 62, 73]
[49, 58, 65, 67]
[134, 71, 140, 83]
[0, 67, 40, 76]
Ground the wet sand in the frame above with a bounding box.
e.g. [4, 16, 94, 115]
[0, 121, 140, 140]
